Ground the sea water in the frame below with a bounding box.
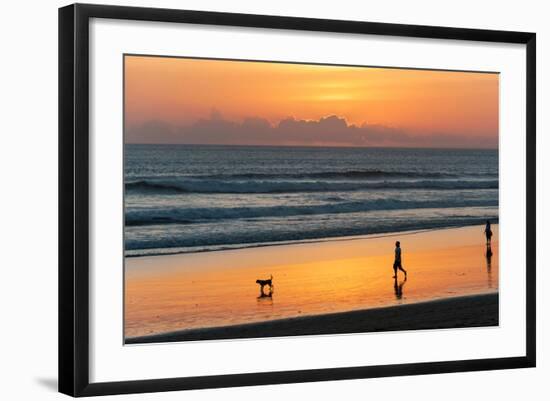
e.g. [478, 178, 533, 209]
[124, 145, 498, 256]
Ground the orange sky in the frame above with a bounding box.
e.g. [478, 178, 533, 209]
[124, 55, 498, 147]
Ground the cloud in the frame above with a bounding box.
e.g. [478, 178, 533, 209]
[125, 115, 497, 149]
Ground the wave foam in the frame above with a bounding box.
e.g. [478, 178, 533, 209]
[126, 178, 498, 194]
[125, 198, 498, 226]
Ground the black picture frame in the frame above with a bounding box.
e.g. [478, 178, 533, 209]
[59, 3, 536, 397]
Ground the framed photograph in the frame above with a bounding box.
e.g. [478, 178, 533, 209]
[59, 3, 536, 397]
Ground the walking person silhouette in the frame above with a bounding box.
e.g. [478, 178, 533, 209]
[393, 241, 407, 278]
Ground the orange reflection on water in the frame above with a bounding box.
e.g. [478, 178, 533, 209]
[125, 225, 498, 338]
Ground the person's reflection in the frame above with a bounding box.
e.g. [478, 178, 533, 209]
[485, 244, 493, 288]
[394, 276, 407, 300]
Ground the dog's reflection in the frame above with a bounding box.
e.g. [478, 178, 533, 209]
[256, 275, 274, 299]
[394, 276, 407, 300]
[257, 283, 274, 298]
[257, 285, 274, 307]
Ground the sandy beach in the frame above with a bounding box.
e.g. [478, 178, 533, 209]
[126, 293, 498, 343]
[125, 224, 498, 343]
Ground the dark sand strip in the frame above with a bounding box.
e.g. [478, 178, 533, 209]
[126, 293, 498, 344]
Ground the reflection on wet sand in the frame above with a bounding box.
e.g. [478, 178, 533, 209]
[486, 244, 493, 289]
[394, 276, 407, 300]
[257, 286, 274, 299]
[125, 224, 499, 338]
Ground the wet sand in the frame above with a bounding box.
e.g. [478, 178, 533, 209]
[126, 293, 498, 343]
[125, 224, 498, 342]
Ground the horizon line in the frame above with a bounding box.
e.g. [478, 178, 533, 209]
[124, 142, 498, 151]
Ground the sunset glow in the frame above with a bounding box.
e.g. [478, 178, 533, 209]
[124, 56, 500, 342]
[125, 55, 499, 148]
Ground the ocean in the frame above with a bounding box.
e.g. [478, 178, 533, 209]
[124, 145, 498, 257]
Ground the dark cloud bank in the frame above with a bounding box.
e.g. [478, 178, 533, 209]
[126, 115, 497, 149]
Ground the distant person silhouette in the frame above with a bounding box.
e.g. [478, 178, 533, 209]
[393, 241, 407, 278]
[485, 220, 493, 245]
